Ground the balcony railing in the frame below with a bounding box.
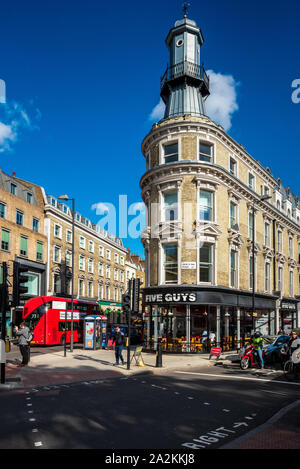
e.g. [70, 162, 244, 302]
[161, 60, 209, 91]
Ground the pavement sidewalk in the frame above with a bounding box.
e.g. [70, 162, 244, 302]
[1, 345, 219, 390]
[1, 345, 300, 449]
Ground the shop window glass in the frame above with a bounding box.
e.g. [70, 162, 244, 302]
[24, 273, 39, 296]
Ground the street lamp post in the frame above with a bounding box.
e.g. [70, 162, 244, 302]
[251, 194, 272, 334]
[58, 195, 75, 353]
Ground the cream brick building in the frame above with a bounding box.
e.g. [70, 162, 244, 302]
[140, 14, 300, 351]
[0, 169, 47, 307]
[0, 168, 128, 324]
[42, 192, 127, 310]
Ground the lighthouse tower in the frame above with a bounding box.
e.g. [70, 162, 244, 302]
[160, 11, 210, 120]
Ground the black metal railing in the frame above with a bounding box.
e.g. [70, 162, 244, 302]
[161, 60, 209, 91]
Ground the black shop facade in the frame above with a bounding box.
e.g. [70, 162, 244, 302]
[142, 285, 279, 353]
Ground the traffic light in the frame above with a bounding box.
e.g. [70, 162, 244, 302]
[132, 278, 140, 313]
[12, 262, 29, 307]
[122, 293, 131, 314]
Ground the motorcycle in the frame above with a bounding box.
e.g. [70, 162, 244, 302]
[240, 344, 265, 370]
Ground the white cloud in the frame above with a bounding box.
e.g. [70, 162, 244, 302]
[0, 100, 41, 153]
[149, 98, 165, 122]
[205, 70, 239, 131]
[0, 122, 16, 152]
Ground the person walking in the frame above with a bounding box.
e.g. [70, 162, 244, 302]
[15, 322, 31, 367]
[112, 326, 125, 366]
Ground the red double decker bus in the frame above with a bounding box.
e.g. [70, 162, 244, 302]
[21, 296, 104, 345]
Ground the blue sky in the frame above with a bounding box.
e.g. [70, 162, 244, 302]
[0, 0, 299, 257]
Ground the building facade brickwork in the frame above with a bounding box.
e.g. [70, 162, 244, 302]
[140, 15, 300, 352]
[0, 169, 47, 302]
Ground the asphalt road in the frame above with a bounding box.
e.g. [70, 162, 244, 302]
[0, 362, 299, 451]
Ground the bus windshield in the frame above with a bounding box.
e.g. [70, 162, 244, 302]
[24, 302, 51, 331]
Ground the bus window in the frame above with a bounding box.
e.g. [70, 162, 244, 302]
[58, 321, 83, 332]
[75, 304, 89, 313]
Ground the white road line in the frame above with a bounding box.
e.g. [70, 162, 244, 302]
[175, 371, 300, 386]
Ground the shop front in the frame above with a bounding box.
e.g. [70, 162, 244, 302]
[143, 286, 278, 353]
[279, 298, 299, 334]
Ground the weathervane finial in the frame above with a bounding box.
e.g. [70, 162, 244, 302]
[182, 2, 191, 18]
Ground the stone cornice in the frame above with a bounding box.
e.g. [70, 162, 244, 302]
[141, 118, 278, 188]
[140, 161, 300, 235]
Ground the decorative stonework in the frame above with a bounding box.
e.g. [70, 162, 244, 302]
[193, 221, 222, 241]
[157, 221, 183, 241]
[262, 246, 275, 259]
[288, 257, 297, 269]
[276, 252, 287, 264]
[246, 238, 261, 255]
[228, 228, 243, 249]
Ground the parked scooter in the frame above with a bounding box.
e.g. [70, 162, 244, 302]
[240, 344, 265, 370]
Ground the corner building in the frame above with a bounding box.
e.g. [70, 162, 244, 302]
[140, 14, 300, 352]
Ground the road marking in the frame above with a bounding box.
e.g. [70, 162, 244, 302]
[175, 371, 300, 386]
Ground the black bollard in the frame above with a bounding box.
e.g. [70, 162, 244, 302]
[156, 338, 163, 368]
